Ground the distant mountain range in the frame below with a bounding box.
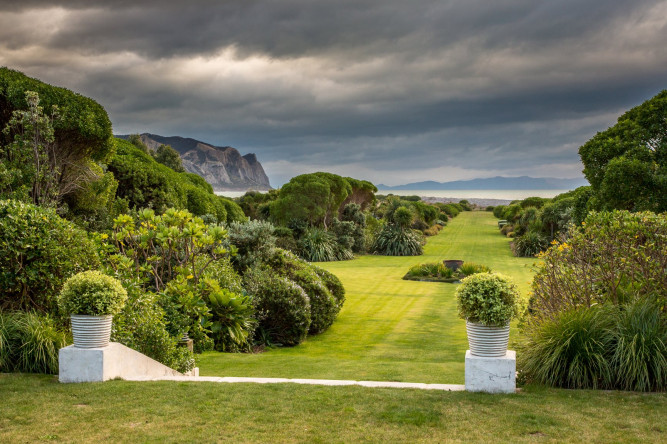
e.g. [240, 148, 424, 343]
[376, 176, 588, 190]
[117, 133, 271, 191]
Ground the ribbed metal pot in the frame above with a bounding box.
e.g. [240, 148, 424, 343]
[71, 315, 112, 349]
[466, 321, 510, 357]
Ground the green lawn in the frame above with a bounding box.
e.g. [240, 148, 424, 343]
[1, 374, 664, 443]
[198, 211, 535, 383]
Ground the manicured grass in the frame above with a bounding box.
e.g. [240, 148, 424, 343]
[198, 212, 535, 383]
[1, 374, 665, 443]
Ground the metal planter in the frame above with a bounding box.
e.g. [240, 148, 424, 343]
[466, 321, 509, 357]
[71, 315, 113, 349]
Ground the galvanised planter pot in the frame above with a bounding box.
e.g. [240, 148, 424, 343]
[466, 321, 510, 357]
[71, 315, 113, 348]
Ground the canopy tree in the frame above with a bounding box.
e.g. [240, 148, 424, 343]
[579, 90, 666, 212]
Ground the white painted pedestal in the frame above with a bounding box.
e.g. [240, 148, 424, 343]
[465, 350, 516, 394]
[59, 342, 198, 383]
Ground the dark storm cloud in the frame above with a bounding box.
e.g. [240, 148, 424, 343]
[1, 0, 666, 185]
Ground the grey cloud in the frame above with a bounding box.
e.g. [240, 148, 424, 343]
[1, 0, 666, 186]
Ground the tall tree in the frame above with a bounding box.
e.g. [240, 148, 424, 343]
[579, 90, 666, 212]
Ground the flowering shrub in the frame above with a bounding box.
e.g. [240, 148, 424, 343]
[529, 211, 667, 318]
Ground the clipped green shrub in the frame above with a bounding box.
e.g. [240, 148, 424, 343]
[0, 200, 99, 313]
[612, 299, 666, 392]
[58, 271, 127, 316]
[518, 306, 616, 389]
[513, 231, 549, 257]
[0, 311, 69, 374]
[267, 249, 339, 334]
[311, 265, 346, 309]
[456, 273, 522, 326]
[243, 267, 311, 346]
[372, 226, 423, 256]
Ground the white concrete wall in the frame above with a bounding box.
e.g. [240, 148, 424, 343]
[59, 342, 197, 383]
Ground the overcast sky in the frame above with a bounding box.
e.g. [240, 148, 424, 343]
[1, 1, 666, 186]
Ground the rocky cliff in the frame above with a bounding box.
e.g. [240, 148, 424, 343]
[121, 133, 271, 191]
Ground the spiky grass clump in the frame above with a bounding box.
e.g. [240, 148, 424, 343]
[299, 228, 353, 262]
[372, 226, 423, 256]
[406, 262, 453, 279]
[0, 311, 69, 374]
[513, 230, 549, 257]
[519, 306, 616, 389]
[459, 262, 491, 276]
[612, 299, 666, 392]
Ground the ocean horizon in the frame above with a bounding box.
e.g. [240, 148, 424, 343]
[215, 189, 572, 201]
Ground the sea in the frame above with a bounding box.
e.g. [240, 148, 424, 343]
[215, 189, 571, 201]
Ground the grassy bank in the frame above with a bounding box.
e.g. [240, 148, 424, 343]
[198, 211, 534, 383]
[1, 374, 664, 443]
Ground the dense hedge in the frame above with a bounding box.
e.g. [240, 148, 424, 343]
[0, 67, 113, 162]
[0, 200, 99, 313]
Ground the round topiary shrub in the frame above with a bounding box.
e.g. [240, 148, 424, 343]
[455, 273, 522, 327]
[0, 200, 99, 313]
[243, 267, 311, 346]
[58, 271, 127, 316]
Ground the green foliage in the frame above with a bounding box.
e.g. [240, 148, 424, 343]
[110, 288, 195, 372]
[459, 262, 491, 276]
[339, 203, 366, 252]
[310, 265, 346, 309]
[0, 200, 99, 313]
[492, 205, 506, 219]
[1, 91, 61, 206]
[455, 273, 522, 326]
[393, 206, 414, 228]
[0, 68, 114, 163]
[236, 190, 279, 220]
[227, 220, 277, 271]
[127, 134, 149, 153]
[438, 203, 460, 218]
[529, 211, 667, 318]
[579, 89, 666, 212]
[372, 226, 423, 256]
[152, 144, 185, 173]
[518, 305, 616, 389]
[298, 227, 346, 262]
[513, 230, 549, 257]
[63, 162, 121, 231]
[205, 280, 255, 352]
[519, 299, 666, 392]
[58, 271, 127, 316]
[612, 299, 666, 392]
[405, 262, 454, 279]
[267, 249, 339, 334]
[271, 172, 351, 227]
[106, 208, 230, 291]
[0, 311, 69, 374]
[243, 266, 311, 346]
